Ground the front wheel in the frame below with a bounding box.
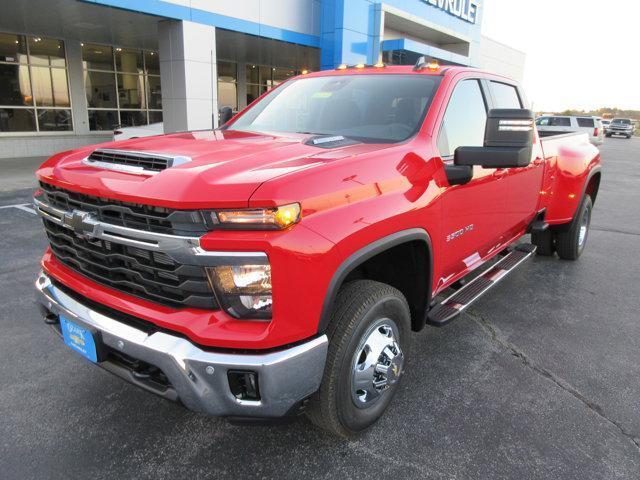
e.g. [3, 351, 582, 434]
[306, 280, 411, 437]
[556, 195, 592, 260]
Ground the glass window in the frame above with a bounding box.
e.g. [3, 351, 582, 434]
[536, 117, 551, 126]
[246, 64, 259, 84]
[120, 110, 147, 127]
[88, 109, 118, 131]
[272, 67, 296, 87]
[577, 117, 595, 128]
[117, 73, 145, 109]
[0, 64, 32, 106]
[37, 109, 72, 131]
[28, 37, 66, 67]
[0, 32, 72, 133]
[217, 61, 237, 111]
[0, 33, 27, 63]
[84, 70, 117, 108]
[438, 80, 487, 157]
[551, 117, 571, 127]
[218, 61, 237, 82]
[82, 43, 114, 71]
[144, 51, 159, 75]
[148, 110, 163, 124]
[0, 107, 35, 132]
[31, 66, 70, 107]
[115, 48, 143, 73]
[490, 81, 521, 109]
[229, 74, 441, 143]
[83, 43, 160, 130]
[146, 75, 162, 109]
[218, 82, 237, 111]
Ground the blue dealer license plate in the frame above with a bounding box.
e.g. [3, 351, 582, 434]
[60, 316, 98, 363]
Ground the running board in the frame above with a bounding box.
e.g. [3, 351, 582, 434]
[426, 244, 537, 327]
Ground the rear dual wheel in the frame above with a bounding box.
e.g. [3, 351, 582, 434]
[531, 195, 593, 261]
[306, 280, 411, 438]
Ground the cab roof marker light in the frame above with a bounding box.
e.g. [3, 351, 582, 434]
[336, 64, 348, 70]
[355, 63, 365, 69]
[374, 62, 386, 68]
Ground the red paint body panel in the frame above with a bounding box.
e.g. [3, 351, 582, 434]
[36, 66, 601, 350]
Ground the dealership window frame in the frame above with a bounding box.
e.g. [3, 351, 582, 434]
[0, 31, 73, 136]
[82, 42, 162, 131]
[244, 64, 300, 107]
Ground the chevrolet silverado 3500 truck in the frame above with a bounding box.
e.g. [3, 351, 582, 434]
[34, 60, 601, 437]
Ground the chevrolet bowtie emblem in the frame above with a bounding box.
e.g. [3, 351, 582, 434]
[62, 210, 98, 238]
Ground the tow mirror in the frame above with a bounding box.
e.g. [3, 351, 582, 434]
[454, 109, 535, 169]
[219, 106, 233, 126]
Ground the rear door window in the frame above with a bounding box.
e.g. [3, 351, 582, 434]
[536, 117, 551, 126]
[577, 117, 595, 128]
[437, 79, 487, 158]
[551, 117, 571, 127]
[490, 81, 522, 109]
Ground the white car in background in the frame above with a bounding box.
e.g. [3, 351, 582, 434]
[113, 122, 164, 141]
[535, 115, 604, 146]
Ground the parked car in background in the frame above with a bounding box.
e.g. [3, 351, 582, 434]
[535, 115, 604, 146]
[606, 118, 635, 139]
[113, 122, 164, 141]
[600, 119, 611, 134]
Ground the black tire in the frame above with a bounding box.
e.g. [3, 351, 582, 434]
[627, 135, 632, 139]
[305, 280, 411, 438]
[556, 195, 592, 260]
[605, 133, 612, 138]
[531, 229, 555, 256]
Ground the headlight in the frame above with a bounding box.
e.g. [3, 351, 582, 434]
[206, 264, 272, 319]
[214, 203, 300, 230]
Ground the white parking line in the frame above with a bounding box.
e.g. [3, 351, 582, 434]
[0, 203, 37, 215]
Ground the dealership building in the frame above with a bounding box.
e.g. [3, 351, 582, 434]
[0, 0, 525, 159]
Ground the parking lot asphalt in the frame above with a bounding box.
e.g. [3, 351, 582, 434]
[1, 139, 639, 479]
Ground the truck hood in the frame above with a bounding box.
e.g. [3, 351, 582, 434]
[36, 130, 389, 209]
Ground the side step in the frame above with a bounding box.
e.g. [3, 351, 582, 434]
[426, 244, 537, 327]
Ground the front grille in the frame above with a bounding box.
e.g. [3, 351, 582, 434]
[43, 218, 218, 310]
[87, 149, 171, 172]
[39, 182, 211, 236]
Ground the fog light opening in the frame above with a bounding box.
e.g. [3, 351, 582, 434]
[228, 370, 260, 401]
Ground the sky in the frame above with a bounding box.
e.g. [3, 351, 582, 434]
[481, 0, 640, 112]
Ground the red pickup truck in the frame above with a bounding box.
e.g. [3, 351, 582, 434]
[34, 60, 601, 437]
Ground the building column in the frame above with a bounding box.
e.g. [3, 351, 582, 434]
[65, 40, 90, 135]
[158, 20, 218, 133]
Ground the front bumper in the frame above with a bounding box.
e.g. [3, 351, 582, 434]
[36, 271, 328, 418]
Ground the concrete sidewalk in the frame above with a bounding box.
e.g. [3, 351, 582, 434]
[0, 157, 47, 192]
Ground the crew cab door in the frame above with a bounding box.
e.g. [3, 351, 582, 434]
[487, 81, 545, 235]
[436, 78, 508, 287]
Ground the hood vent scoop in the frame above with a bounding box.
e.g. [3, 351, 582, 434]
[305, 135, 360, 149]
[83, 149, 191, 175]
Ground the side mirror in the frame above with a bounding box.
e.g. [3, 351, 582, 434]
[219, 106, 233, 126]
[454, 109, 535, 169]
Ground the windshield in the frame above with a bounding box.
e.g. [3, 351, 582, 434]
[227, 74, 441, 143]
[612, 119, 631, 125]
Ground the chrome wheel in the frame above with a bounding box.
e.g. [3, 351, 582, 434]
[578, 206, 590, 248]
[351, 319, 404, 408]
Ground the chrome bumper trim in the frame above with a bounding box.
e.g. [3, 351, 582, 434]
[36, 271, 328, 418]
[33, 197, 268, 266]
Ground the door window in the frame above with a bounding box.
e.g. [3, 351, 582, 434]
[437, 80, 487, 157]
[490, 81, 522, 109]
[550, 117, 571, 127]
[577, 117, 595, 128]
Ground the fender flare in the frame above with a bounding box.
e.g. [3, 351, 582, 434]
[317, 228, 433, 333]
[554, 165, 602, 232]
